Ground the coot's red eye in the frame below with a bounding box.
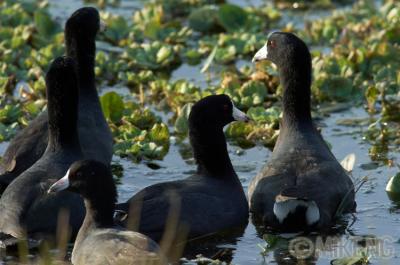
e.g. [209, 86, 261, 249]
[223, 104, 229, 112]
[268, 40, 276, 48]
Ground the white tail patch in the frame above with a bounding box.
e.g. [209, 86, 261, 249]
[340, 153, 356, 173]
[273, 197, 320, 226]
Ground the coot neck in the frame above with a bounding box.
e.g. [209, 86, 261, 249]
[75, 198, 115, 251]
[189, 123, 236, 178]
[66, 35, 96, 95]
[47, 130, 80, 153]
[279, 56, 313, 130]
[81, 197, 115, 230]
[47, 93, 80, 153]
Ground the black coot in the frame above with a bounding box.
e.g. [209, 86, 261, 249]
[48, 160, 166, 265]
[0, 57, 85, 244]
[115, 94, 250, 244]
[248, 32, 356, 231]
[0, 7, 112, 192]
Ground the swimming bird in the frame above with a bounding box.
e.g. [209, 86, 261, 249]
[48, 160, 166, 265]
[115, 94, 250, 244]
[0, 57, 85, 244]
[0, 7, 112, 192]
[248, 32, 356, 231]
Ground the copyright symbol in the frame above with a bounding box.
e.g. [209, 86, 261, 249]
[288, 237, 314, 259]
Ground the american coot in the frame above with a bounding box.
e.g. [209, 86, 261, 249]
[48, 160, 166, 265]
[115, 95, 250, 243]
[248, 32, 356, 231]
[0, 57, 85, 242]
[0, 7, 112, 191]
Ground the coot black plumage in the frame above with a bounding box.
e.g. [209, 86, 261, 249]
[248, 32, 356, 231]
[0, 57, 85, 242]
[115, 95, 250, 243]
[0, 7, 112, 191]
[48, 160, 166, 265]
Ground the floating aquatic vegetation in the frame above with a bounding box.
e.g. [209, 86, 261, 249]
[188, 4, 248, 34]
[1, 0, 400, 263]
[83, 0, 121, 9]
[174, 102, 193, 135]
[273, 0, 356, 10]
[100, 12, 130, 45]
[0, 0, 399, 163]
[132, 4, 192, 42]
[330, 249, 370, 265]
[122, 41, 180, 71]
[100, 92, 170, 162]
[0, 1, 63, 99]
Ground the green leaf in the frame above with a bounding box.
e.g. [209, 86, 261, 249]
[0, 122, 18, 142]
[188, 6, 219, 33]
[126, 42, 176, 70]
[217, 4, 247, 32]
[331, 256, 365, 265]
[174, 103, 193, 134]
[247, 106, 280, 124]
[185, 49, 202, 65]
[156, 46, 173, 64]
[34, 10, 59, 38]
[240, 80, 268, 107]
[140, 142, 168, 160]
[0, 104, 22, 124]
[365, 86, 379, 110]
[225, 121, 255, 148]
[143, 20, 162, 39]
[103, 15, 129, 43]
[226, 122, 253, 138]
[331, 250, 370, 265]
[214, 45, 236, 64]
[129, 109, 159, 130]
[100, 92, 124, 123]
[149, 123, 170, 144]
[315, 76, 354, 101]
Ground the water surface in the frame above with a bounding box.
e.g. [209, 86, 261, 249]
[1, 1, 399, 264]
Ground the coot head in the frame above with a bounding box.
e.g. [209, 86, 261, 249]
[189, 94, 250, 129]
[48, 160, 116, 204]
[65, 7, 101, 41]
[252, 32, 311, 67]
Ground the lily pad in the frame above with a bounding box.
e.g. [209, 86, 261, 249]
[102, 14, 129, 44]
[331, 250, 370, 265]
[34, 10, 59, 38]
[240, 80, 268, 107]
[100, 91, 124, 123]
[217, 4, 247, 32]
[149, 123, 170, 144]
[174, 103, 193, 134]
[188, 6, 219, 33]
[247, 106, 280, 125]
